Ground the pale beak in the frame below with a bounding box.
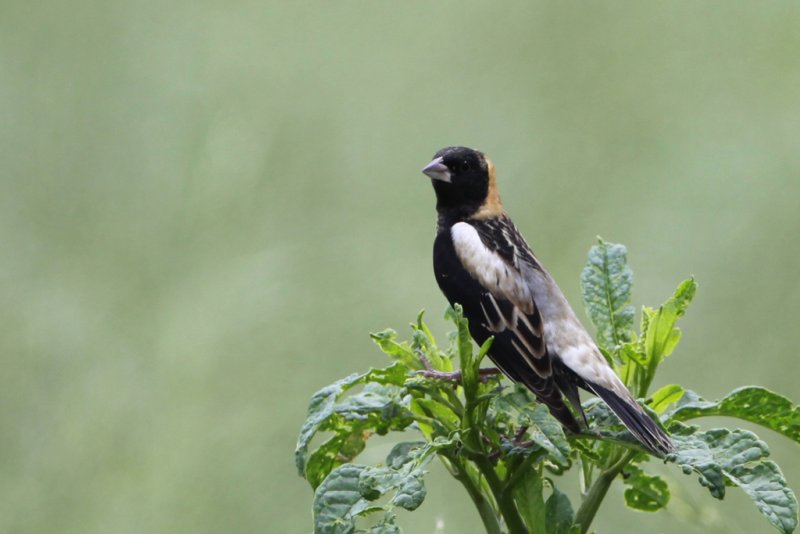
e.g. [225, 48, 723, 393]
[421, 157, 451, 182]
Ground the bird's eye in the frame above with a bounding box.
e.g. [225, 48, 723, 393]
[460, 161, 471, 172]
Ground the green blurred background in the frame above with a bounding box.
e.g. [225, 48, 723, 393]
[2, 1, 799, 532]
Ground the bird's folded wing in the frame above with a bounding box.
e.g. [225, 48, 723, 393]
[451, 221, 552, 378]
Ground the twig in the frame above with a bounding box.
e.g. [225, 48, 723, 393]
[416, 352, 502, 383]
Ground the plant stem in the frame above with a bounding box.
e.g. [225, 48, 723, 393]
[448, 456, 503, 534]
[580, 457, 593, 494]
[473, 456, 529, 534]
[574, 450, 636, 534]
[502, 451, 542, 492]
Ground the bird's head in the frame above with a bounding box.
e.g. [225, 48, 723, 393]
[421, 146, 503, 221]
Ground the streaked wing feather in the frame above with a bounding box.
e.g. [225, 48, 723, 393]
[446, 218, 672, 455]
[451, 221, 552, 378]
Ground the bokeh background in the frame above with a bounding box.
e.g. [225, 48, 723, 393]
[2, 1, 799, 533]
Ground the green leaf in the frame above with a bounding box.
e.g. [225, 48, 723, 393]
[411, 310, 452, 372]
[493, 386, 572, 466]
[297, 371, 369, 478]
[385, 436, 458, 470]
[582, 397, 624, 430]
[637, 307, 651, 355]
[668, 386, 800, 444]
[620, 342, 647, 366]
[410, 398, 459, 432]
[386, 441, 428, 469]
[642, 278, 697, 365]
[512, 467, 546, 532]
[545, 485, 575, 534]
[335, 383, 412, 430]
[668, 427, 798, 533]
[580, 238, 635, 353]
[571, 439, 602, 463]
[649, 384, 685, 414]
[622, 464, 670, 512]
[360, 514, 402, 534]
[370, 329, 421, 370]
[449, 304, 491, 437]
[312, 463, 427, 534]
[359, 467, 426, 510]
[475, 335, 493, 367]
[451, 304, 475, 377]
[296, 364, 413, 485]
[306, 431, 368, 489]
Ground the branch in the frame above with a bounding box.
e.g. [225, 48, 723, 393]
[574, 450, 637, 533]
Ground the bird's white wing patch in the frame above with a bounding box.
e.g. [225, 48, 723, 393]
[451, 222, 533, 311]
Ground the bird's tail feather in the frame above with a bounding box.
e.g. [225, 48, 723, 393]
[584, 380, 672, 455]
[525, 377, 583, 435]
[488, 354, 583, 434]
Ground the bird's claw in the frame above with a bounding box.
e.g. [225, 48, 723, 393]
[415, 351, 502, 383]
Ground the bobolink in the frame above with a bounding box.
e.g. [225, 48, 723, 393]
[421, 146, 671, 455]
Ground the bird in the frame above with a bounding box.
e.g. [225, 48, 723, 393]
[420, 146, 672, 455]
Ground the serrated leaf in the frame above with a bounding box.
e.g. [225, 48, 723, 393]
[335, 383, 413, 430]
[312, 464, 368, 534]
[386, 436, 458, 470]
[451, 304, 475, 378]
[360, 514, 402, 534]
[297, 372, 370, 478]
[494, 386, 572, 466]
[622, 464, 670, 511]
[385, 442, 425, 470]
[359, 467, 426, 510]
[512, 467, 546, 533]
[642, 278, 696, 365]
[410, 398, 459, 434]
[668, 387, 800, 444]
[668, 428, 798, 533]
[580, 239, 635, 353]
[313, 463, 427, 534]
[370, 329, 421, 370]
[407, 400, 436, 438]
[411, 310, 451, 372]
[545, 485, 575, 534]
[306, 432, 368, 489]
[296, 364, 413, 485]
[571, 439, 602, 463]
[649, 384, 685, 414]
[620, 342, 647, 366]
[637, 307, 652, 354]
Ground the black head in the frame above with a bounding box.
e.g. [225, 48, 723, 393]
[421, 146, 501, 221]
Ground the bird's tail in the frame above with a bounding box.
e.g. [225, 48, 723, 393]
[495, 357, 583, 434]
[584, 379, 672, 455]
[531, 378, 583, 435]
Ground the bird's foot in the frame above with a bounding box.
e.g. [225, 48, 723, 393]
[416, 352, 502, 383]
[513, 425, 529, 443]
[418, 368, 464, 381]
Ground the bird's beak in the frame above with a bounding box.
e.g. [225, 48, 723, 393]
[421, 157, 451, 182]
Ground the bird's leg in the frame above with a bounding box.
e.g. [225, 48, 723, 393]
[416, 352, 502, 383]
[476, 368, 503, 382]
[417, 352, 462, 381]
[513, 425, 529, 443]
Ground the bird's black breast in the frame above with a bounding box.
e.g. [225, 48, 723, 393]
[432, 227, 493, 346]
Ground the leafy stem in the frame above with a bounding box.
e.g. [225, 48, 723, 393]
[574, 450, 637, 533]
[446, 453, 504, 534]
[474, 454, 529, 534]
[297, 240, 799, 534]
